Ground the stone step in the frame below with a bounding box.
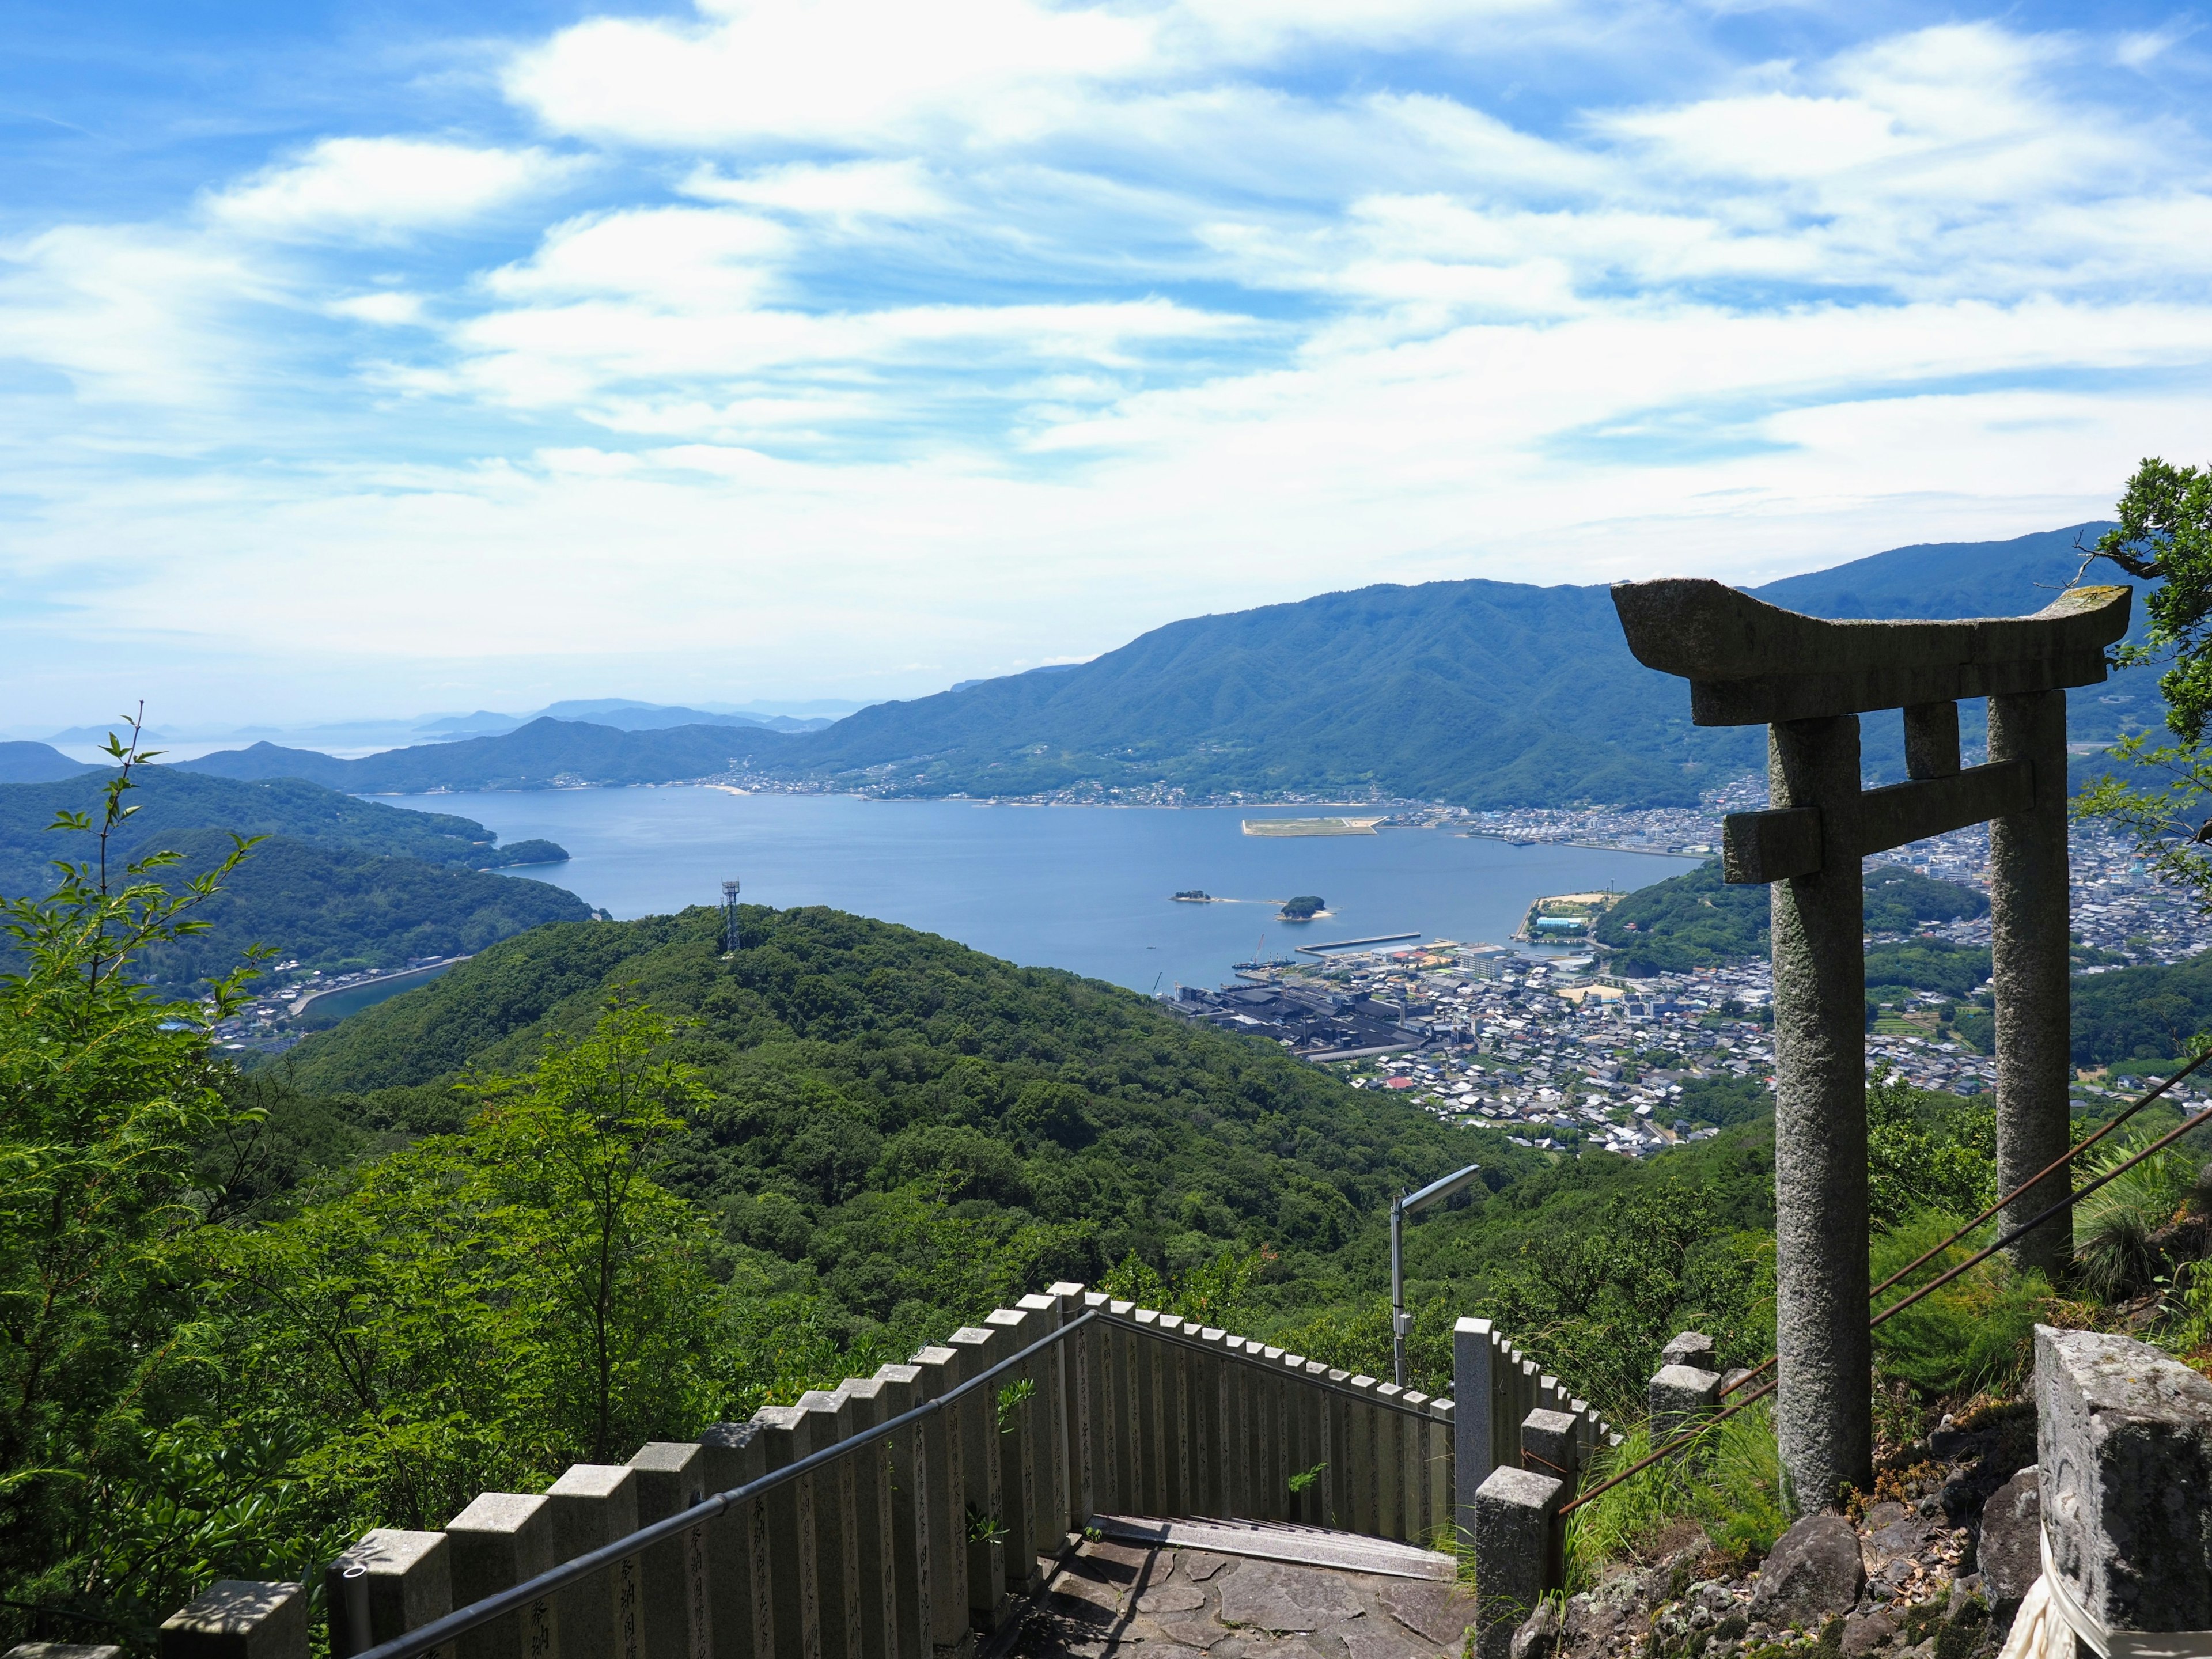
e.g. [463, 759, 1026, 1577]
[1090, 1514, 1457, 1581]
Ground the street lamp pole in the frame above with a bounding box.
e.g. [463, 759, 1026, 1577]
[1390, 1161, 1483, 1388]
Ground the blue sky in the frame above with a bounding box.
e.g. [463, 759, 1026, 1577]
[4, 0, 2210, 729]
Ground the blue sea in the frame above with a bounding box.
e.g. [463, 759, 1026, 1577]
[385, 790, 1699, 994]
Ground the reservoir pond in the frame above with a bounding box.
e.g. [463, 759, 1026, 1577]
[387, 790, 1700, 994]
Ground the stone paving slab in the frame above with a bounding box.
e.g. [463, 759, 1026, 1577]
[1014, 1537, 1480, 1659]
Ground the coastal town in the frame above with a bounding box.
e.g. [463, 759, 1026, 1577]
[1165, 806, 2212, 1158]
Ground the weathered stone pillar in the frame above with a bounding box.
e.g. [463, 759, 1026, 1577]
[696, 1423, 774, 1659]
[1452, 1316, 1494, 1548]
[628, 1443, 709, 1659]
[326, 1530, 452, 1658]
[445, 1493, 558, 1659]
[1375, 1382, 1408, 1539]
[980, 1308, 1041, 1594]
[1990, 689, 2074, 1277]
[1018, 1291, 1073, 1545]
[1520, 1409, 1580, 1490]
[907, 1345, 971, 1659]
[1647, 1364, 1722, 1444]
[546, 1464, 643, 1659]
[2035, 1325, 2212, 1637]
[833, 1380, 899, 1659]
[795, 1390, 863, 1659]
[866, 1366, 933, 1659]
[158, 1584, 308, 1659]
[944, 1325, 1010, 1634]
[750, 1407, 821, 1659]
[1768, 714, 1872, 1510]
[1471, 1470, 1560, 1659]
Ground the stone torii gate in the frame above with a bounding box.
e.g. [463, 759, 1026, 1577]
[1611, 578, 2132, 1510]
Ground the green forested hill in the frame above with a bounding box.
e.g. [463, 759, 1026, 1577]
[1594, 862, 1987, 976]
[183, 719, 779, 792]
[0, 768, 518, 894]
[0, 771, 582, 987]
[135, 832, 590, 987]
[284, 903, 1780, 1407]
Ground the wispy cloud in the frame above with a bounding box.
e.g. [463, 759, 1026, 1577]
[2, 1, 2210, 721]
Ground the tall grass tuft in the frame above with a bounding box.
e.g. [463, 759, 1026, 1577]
[1560, 1397, 1789, 1590]
[2072, 1134, 2197, 1304]
[1869, 1212, 2051, 1396]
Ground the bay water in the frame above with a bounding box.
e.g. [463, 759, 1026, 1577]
[387, 789, 1698, 994]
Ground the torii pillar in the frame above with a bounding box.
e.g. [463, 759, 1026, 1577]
[1612, 580, 2130, 1511]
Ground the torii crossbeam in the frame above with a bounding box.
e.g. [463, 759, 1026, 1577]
[1612, 579, 2131, 1510]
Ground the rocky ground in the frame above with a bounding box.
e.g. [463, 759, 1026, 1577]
[1517, 1403, 2044, 1658]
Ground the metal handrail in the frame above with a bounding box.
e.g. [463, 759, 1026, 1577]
[349, 1307, 1101, 1659]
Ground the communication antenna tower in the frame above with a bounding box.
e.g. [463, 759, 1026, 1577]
[722, 879, 742, 955]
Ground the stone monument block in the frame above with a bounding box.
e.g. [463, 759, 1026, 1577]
[326, 1529, 452, 1658]
[158, 1582, 308, 1659]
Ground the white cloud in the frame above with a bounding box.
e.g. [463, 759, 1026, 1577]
[328, 291, 429, 326]
[505, 0, 1161, 149]
[683, 160, 950, 222]
[208, 138, 584, 241]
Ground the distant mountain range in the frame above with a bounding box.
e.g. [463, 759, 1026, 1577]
[0, 741, 104, 784]
[165, 523, 2160, 809]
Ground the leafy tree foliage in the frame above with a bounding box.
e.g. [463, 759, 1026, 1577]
[1595, 861, 1983, 976]
[2078, 459, 2212, 912]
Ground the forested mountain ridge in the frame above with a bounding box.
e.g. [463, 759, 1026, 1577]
[0, 770, 583, 987]
[282, 900, 1779, 1411]
[180, 718, 774, 793]
[172, 522, 2158, 808]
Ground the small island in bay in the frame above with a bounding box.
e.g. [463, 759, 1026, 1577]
[1172, 889, 1215, 902]
[1278, 894, 1327, 921]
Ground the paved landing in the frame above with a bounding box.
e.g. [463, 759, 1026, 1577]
[1013, 1535, 1482, 1659]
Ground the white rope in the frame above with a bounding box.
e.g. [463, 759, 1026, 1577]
[1996, 1528, 2212, 1659]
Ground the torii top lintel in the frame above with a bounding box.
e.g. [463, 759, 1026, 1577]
[1609, 579, 2133, 726]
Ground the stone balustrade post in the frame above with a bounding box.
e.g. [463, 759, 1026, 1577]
[1374, 1382, 1408, 1539]
[327, 1530, 453, 1659]
[1399, 1392, 1431, 1546]
[980, 1309, 1041, 1594]
[867, 1365, 934, 1659]
[1425, 1399, 1455, 1547]
[751, 1407, 822, 1659]
[795, 1390, 864, 1659]
[944, 1325, 1011, 1635]
[1471, 1469, 1562, 1659]
[546, 1464, 643, 1659]
[696, 1423, 772, 1659]
[629, 1442, 710, 1659]
[1452, 1317, 1493, 1548]
[1333, 1373, 1372, 1534]
[2035, 1325, 2212, 1635]
[1520, 1409, 1580, 1490]
[445, 1493, 559, 1659]
[1017, 1291, 1073, 1546]
[833, 1379, 900, 1659]
[1049, 1286, 1096, 1530]
[907, 1345, 972, 1659]
[1647, 1365, 1722, 1445]
[158, 1583, 308, 1659]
